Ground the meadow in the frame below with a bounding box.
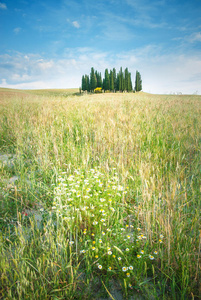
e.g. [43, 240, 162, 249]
[0, 88, 200, 299]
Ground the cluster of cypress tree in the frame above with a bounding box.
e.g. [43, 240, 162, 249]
[81, 67, 142, 92]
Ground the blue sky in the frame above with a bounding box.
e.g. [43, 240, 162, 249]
[0, 0, 201, 94]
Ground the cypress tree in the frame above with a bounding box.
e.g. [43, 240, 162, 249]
[124, 68, 129, 92]
[118, 67, 124, 92]
[99, 73, 103, 88]
[122, 68, 125, 92]
[90, 67, 97, 92]
[113, 68, 117, 92]
[96, 71, 102, 88]
[102, 78, 105, 91]
[104, 69, 110, 91]
[110, 70, 114, 92]
[116, 73, 119, 91]
[128, 72, 132, 92]
[81, 75, 86, 91]
[118, 69, 121, 92]
[135, 71, 142, 92]
[85, 75, 90, 92]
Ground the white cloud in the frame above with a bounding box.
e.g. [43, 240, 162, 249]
[0, 2, 7, 9]
[1, 80, 53, 90]
[173, 32, 201, 44]
[10, 73, 31, 82]
[66, 19, 81, 29]
[188, 32, 201, 43]
[1, 78, 7, 85]
[13, 27, 21, 34]
[72, 21, 80, 28]
[37, 60, 54, 71]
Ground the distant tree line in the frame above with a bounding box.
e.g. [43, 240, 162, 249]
[81, 67, 142, 93]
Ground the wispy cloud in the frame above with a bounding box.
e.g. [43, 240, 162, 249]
[37, 59, 54, 71]
[72, 21, 80, 28]
[13, 27, 21, 34]
[188, 32, 201, 43]
[1, 78, 7, 85]
[173, 32, 201, 44]
[125, 0, 168, 28]
[66, 19, 81, 29]
[0, 2, 7, 9]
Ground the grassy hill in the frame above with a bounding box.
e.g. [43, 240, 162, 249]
[0, 89, 200, 299]
[0, 87, 80, 97]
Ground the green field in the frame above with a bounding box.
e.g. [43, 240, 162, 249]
[0, 89, 200, 299]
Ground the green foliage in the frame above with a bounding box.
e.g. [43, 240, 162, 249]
[90, 67, 97, 92]
[82, 74, 90, 92]
[110, 70, 114, 91]
[128, 72, 132, 91]
[104, 69, 110, 91]
[113, 68, 117, 91]
[85, 74, 90, 92]
[118, 67, 124, 92]
[135, 70, 142, 92]
[95, 71, 103, 88]
[81, 67, 136, 93]
[124, 68, 132, 92]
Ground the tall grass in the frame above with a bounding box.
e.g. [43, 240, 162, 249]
[0, 91, 200, 299]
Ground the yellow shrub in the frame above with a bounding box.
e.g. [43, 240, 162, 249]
[94, 87, 102, 93]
